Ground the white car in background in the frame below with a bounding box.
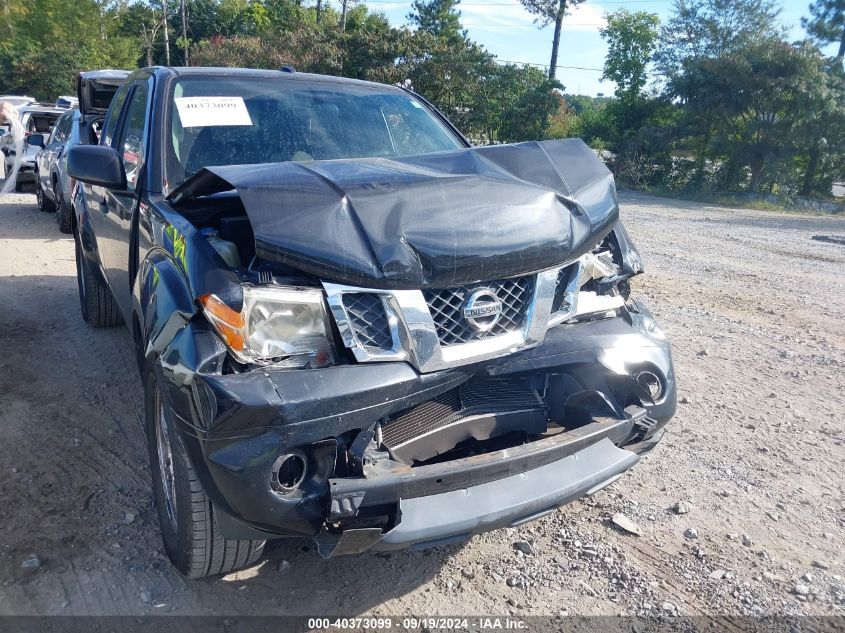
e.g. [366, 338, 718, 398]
[0, 95, 36, 108]
[0, 105, 64, 191]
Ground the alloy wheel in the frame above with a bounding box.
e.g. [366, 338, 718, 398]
[154, 388, 178, 531]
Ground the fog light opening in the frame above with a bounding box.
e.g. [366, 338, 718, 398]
[272, 452, 307, 493]
[636, 371, 663, 401]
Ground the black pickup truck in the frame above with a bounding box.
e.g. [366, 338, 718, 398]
[67, 66, 676, 579]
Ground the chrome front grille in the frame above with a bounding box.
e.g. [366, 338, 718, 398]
[341, 293, 392, 350]
[323, 267, 560, 373]
[423, 277, 534, 346]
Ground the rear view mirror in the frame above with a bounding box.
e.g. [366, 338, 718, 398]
[26, 133, 45, 148]
[67, 145, 126, 189]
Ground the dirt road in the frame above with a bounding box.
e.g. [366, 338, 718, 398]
[0, 190, 842, 617]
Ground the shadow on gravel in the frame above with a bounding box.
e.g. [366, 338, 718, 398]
[0, 272, 451, 615]
[0, 191, 72, 243]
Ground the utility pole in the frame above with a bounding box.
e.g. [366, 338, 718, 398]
[341, 0, 348, 31]
[162, 0, 171, 66]
[180, 0, 188, 65]
[316, 0, 322, 24]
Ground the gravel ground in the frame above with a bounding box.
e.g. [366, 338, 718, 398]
[0, 189, 842, 618]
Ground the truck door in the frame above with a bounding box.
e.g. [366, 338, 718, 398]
[92, 77, 152, 320]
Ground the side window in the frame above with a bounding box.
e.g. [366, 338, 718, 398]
[101, 84, 130, 148]
[53, 114, 71, 144]
[47, 115, 64, 144]
[117, 82, 150, 192]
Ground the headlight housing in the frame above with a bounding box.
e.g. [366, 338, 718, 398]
[200, 286, 335, 368]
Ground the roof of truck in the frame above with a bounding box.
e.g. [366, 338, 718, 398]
[144, 66, 408, 94]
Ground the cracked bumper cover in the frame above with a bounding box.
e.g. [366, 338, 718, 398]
[157, 306, 675, 547]
[316, 414, 642, 556]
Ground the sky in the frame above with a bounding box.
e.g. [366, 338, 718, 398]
[351, 0, 826, 96]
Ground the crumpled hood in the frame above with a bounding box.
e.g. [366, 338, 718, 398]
[169, 138, 619, 289]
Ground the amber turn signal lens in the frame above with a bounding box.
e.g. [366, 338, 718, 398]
[199, 294, 245, 351]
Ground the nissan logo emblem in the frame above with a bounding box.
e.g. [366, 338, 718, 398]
[463, 288, 503, 332]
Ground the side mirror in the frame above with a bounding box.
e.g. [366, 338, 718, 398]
[27, 133, 45, 148]
[67, 145, 126, 189]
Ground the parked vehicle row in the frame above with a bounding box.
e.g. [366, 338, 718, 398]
[0, 72, 126, 204]
[27, 71, 128, 232]
[64, 66, 677, 579]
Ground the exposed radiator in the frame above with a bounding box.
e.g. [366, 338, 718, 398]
[381, 379, 547, 463]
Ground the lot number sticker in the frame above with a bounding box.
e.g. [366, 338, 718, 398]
[175, 96, 253, 127]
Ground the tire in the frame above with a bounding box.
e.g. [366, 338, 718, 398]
[36, 178, 56, 212]
[145, 370, 265, 578]
[75, 233, 122, 327]
[55, 184, 72, 233]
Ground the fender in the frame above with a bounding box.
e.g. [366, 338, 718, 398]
[135, 248, 196, 362]
[132, 204, 244, 361]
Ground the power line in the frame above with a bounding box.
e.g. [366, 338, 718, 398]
[495, 58, 662, 77]
[496, 59, 604, 71]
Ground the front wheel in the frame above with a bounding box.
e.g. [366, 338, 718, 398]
[36, 178, 56, 212]
[55, 184, 72, 233]
[145, 370, 265, 578]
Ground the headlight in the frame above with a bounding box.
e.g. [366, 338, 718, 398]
[200, 286, 335, 368]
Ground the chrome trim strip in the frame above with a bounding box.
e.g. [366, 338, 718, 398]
[323, 286, 408, 362]
[547, 252, 621, 327]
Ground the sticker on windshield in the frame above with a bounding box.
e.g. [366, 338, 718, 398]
[174, 96, 252, 127]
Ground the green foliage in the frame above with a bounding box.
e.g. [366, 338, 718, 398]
[518, 0, 580, 25]
[0, 0, 139, 99]
[407, 0, 466, 44]
[671, 40, 845, 193]
[655, 0, 784, 79]
[803, 0, 845, 56]
[495, 68, 562, 143]
[2, 0, 842, 203]
[599, 9, 659, 102]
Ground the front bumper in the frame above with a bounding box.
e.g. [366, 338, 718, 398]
[319, 438, 638, 556]
[157, 305, 676, 550]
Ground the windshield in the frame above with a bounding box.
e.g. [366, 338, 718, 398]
[165, 76, 464, 191]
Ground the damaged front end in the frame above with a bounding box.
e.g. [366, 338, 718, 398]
[154, 139, 675, 556]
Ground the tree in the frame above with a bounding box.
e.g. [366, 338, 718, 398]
[519, 0, 584, 79]
[655, 0, 784, 78]
[791, 46, 845, 194]
[0, 0, 138, 99]
[407, 0, 465, 44]
[803, 0, 845, 57]
[496, 68, 562, 142]
[673, 40, 835, 192]
[599, 9, 659, 102]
